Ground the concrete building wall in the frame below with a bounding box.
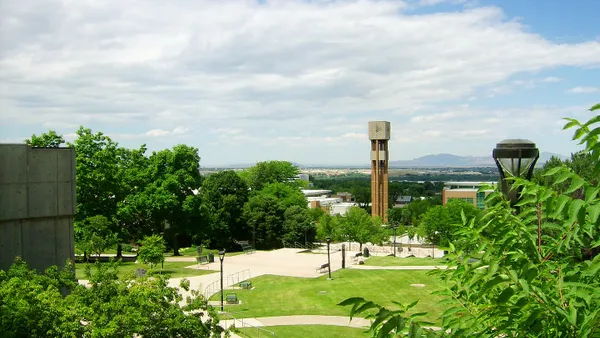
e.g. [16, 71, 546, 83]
[0, 144, 76, 272]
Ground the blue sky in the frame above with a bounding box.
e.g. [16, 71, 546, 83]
[0, 0, 598, 166]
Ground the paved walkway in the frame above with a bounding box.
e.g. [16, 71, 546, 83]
[220, 315, 371, 330]
[349, 264, 449, 270]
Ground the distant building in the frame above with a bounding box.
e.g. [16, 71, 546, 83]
[303, 190, 358, 215]
[331, 192, 354, 202]
[296, 173, 310, 182]
[393, 196, 412, 208]
[442, 181, 496, 210]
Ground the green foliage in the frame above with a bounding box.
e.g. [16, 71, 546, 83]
[137, 235, 166, 269]
[200, 170, 249, 248]
[1, 259, 225, 337]
[339, 298, 436, 338]
[139, 144, 203, 255]
[76, 215, 119, 258]
[282, 205, 316, 245]
[418, 199, 481, 247]
[341, 104, 600, 337]
[240, 160, 300, 192]
[25, 130, 65, 147]
[316, 213, 341, 241]
[243, 182, 308, 249]
[339, 207, 386, 249]
[0, 258, 81, 338]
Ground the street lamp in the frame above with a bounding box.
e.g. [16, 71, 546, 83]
[392, 225, 398, 257]
[219, 249, 226, 312]
[492, 139, 540, 206]
[325, 237, 332, 280]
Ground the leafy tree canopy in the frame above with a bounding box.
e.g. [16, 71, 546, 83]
[239, 160, 300, 192]
[25, 130, 65, 147]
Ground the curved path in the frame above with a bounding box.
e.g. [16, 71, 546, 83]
[220, 315, 443, 337]
[220, 315, 370, 330]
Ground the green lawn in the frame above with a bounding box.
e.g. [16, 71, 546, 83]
[75, 261, 217, 280]
[211, 269, 445, 323]
[237, 325, 370, 338]
[363, 256, 448, 267]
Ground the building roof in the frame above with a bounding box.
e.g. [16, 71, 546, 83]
[302, 189, 332, 197]
[444, 181, 496, 187]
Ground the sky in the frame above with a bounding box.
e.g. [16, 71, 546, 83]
[0, 0, 599, 166]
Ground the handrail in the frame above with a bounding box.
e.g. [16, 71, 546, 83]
[221, 312, 275, 337]
[203, 269, 252, 299]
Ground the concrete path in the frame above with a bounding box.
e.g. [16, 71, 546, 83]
[220, 315, 371, 330]
[349, 265, 449, 270]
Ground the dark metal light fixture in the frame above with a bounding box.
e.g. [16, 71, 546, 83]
[492, 139, 540, 204]
[325, 237, 332, 280]
[219, 249, 226, 312]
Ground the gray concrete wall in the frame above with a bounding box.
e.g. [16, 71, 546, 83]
[0, 144, 76, 272]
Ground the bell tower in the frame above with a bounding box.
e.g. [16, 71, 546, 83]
[368, 121, 390, 222]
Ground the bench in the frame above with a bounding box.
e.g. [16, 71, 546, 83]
[316, 263, 329, 273]
[196, 256, 209, 264]
[241, 243, 255, 254]
[226, 293, 239, 304]
[240, 281, 252, 289]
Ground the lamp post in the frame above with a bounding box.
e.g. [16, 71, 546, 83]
[219, 249, 226, 312]
[325, 237, 332, 280]
[492, 139, 540, 208]
[392, 225, 398, 257]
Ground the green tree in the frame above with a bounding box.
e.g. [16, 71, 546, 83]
[25, 130, 65, 147]
[257, 182, 307, 209]
[340, 207, 385, 250]
[200, 170, 249, 248]
[316, 213, 340, 241]
[114, 145, 151, 257]
[243, 182, 308, 249]
[137, 235, 166, 269]
[141, 144, 203, 255]
[240, 160, 300, 192]
[69, 127, 122, 257]
[0, 258, 225, 337]
[282, 205, 315, 246]
[418, 199, 480, 247]
[243, 194, 283, 249]
[76, 215, 119, 259]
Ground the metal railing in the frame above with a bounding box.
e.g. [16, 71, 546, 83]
[203, 269, 251, 299]
[221, 312, 275, 337]
[282, 240, 323, 251]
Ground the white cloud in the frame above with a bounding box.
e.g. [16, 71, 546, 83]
[567, 86, 600, 94]
[0, 0, 598, 164]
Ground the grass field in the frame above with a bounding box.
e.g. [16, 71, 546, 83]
[211, 269, 445, 323]
[237, 325, 370, 338]
[363, 256, 448, 266]
[75, 261, 217, 279]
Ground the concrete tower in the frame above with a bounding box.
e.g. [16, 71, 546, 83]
[368, 121, 390, 223]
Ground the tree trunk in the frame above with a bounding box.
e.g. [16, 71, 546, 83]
[116, 243, 123, 258]
[359, 242, 363, 251]
[173, 235, 180, 256]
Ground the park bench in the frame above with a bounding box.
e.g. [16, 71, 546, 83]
[240, 281, 252, 289]
[226, 293, 239, 304]
[196, 256, 209, 264]
[241, 243, 255, 254]
[316, 263, 329, 273]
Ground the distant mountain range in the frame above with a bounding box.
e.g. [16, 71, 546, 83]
[206, 153, 568, 169]
[388, 152, 567, 168]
